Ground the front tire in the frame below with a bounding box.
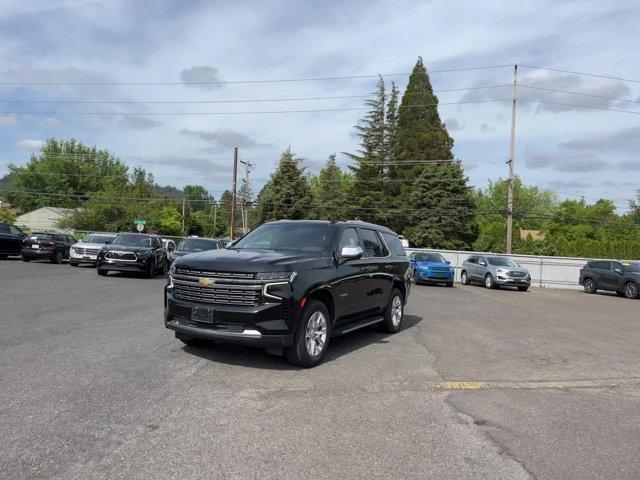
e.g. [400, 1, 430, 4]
[22, 257, 30, 262]
[583, 278, 596, 294]
[446, 282, 454, 287]
[97, 269, 108, 276]
[177, 335, 206, 347]
[285, 300, 330, 368]
[70, 262, 79, 267]
[484, 273, 496, 289]
[146, 260, 155, 279]
[381, 288, 404, 334]
[517, 286, 529, 292]
[461, 270, 470, 285]
[52, 251, 64, 264]
[623, 282, 638, 299]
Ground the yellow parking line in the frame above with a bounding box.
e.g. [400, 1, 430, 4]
[437, 381, 488, 390]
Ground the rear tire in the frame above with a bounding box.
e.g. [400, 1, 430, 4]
[381, 288, 404, 334]
[97, 269, 108, 276]
[484, 273, 496, 289]
[623, 282, 638, 299]
[461, 270, 470, 285]
[0, 254, 7, 260]
[583, 278, 596, 294]
[22, 257, 30, 262]
[285, 299, 330, 368]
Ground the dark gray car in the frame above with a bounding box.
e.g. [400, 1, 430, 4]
[461, 255, 531, 291]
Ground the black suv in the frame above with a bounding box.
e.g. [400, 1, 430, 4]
[579, 260, 640, 299]
[164, 220, 411, 367]
[0, 222, 26, 259]
[96, 232, 168, 278]
[22, 232, 77, 264]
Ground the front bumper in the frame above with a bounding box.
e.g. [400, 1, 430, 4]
[21, 248, 54, 259]
[495, 275, 531, 286]
[70, 251, 98, 264]
[97, 256, 153, 272]
[164, 290, 294, 348]
[417, 270, 454, 282]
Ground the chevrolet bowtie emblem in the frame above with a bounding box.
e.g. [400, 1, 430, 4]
[198, 278, 214, 287]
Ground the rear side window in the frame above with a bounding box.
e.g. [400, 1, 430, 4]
[590, 261, 611, 270]
[0, 224, 9, 233]
[466, 256, 477, 264]
[54, 234, 66, 242]
[381, 232, 406, 257]
[9, 226, 22, 235]
[359, 228, 384, 257]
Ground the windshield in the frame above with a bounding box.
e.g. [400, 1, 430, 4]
[622, 262, 640, 273]
[112, 234, 151, 247]
[177, 238, 219, 252]
[83, 234, 115, 244]
[488, 257, 519, 267]
[232, 223, 337, 253]
[413, 252, 446, 263]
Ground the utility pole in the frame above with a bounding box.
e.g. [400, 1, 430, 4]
[181, 196, 186, 236]
[230, 146, 238, 240]
[213, 204, 217, 233]
[239, 159, 253, 234]
[506, 64, 518, 254]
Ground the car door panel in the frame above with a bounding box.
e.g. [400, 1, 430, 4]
[332, 227, 367, 325]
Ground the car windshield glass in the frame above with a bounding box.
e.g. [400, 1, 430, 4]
[177, 238, 219, 252]
[622, 262, 640, 272]
[29, 233, 52, 240]
[488, 257, 519, 267]
[84, 235, 114, 244]
[112, 234, 151, 247]
[414, 253, 446, 263]
[232, 223, 337, 253]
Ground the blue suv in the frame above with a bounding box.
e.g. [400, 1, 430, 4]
[409, 252, 454, 287]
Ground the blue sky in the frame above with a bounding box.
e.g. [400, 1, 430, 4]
[0, 0, 638, 211]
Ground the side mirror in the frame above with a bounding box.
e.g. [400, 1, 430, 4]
[339, 245, 363, 263]
[614, 268, 623, 275]
[168, 244, 175, 252]
[479, 261, 487, 266]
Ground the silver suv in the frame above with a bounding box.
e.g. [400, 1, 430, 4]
[460, 255, 531, 291]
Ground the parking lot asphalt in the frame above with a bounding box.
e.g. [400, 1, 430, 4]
[1, 259, 639, 479]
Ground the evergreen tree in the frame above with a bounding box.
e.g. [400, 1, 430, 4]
[345, 76, 387, 223]
[311, 154, 348, 220]
[255, 149, 312, 223]
[404, 162, 475, 249]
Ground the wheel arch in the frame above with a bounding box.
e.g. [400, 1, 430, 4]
[304, 285, 335, 325]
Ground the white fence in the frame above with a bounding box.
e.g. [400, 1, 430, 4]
[405, 248, 603, 290]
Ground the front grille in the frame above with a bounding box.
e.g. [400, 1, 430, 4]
[429, 266, 450, 271]
[507, 271, 527, 278]
[85, 247, 101, 255]
[105, 251, 137, 261]
[173, 270, 262, 306]
[75, 247, 85, 255]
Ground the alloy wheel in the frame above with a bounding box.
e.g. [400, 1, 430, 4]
[624, 282, 638, 299]
[584, 279, 595, 293]
[461, 272, 467, 284]
[485, 275, 493, 288]
[391, 295, 403, 327]
[305, 311, 327, 358]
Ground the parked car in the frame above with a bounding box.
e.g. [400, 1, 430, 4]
[460, 255, 531, 291]
[96, 233, 168, 278]
[409, 252, 454, 286]
[164, 220, 411, 367]
[169, 237, 221, 265]
[0, 222, 26, 259]
[69, 232, 117, 266]
[579, 260, 639, 299]
[21, 232, 77, 264]
[162, 238, 177, 253]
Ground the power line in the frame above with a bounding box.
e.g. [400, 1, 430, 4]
[519, 98, 640, 115]
[520, 65, 640, 85]
[0, 84, 512, 105]
[0, 99, 510, 116]
[0, 65, 512, 86]
[518, 84, 640, 104]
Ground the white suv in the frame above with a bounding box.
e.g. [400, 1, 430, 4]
[70, 232, 117, 267]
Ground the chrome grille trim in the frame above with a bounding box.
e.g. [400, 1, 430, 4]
[105, 251, 137, 261]
[176, 268, 255, 279]
[507, 271, 527, 278]
[173, 271, 262, 306]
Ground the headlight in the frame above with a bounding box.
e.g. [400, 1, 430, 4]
[256, 271, 297, 282]
[136, 249, 152, 259]
[169, 262, 176, 274]
[495, 268, 507, 274]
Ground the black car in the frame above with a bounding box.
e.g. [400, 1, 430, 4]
[164, 220, 411, 367]
[169, 237, 221, 265]
[0, 222, 26, 259]
[96, 232, 168, 278]
[21, 232, 77, 264]
[579, 260, 640, 299]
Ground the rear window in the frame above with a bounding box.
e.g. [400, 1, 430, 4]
[29, 233, 53, 241]
[381, 232, 406, 257]
[84, 234, 115, 244]
[177, 238, 220, 252]
[0, 224, 9, 233]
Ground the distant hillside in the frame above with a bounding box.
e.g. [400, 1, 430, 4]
[154, 184, 183, 197]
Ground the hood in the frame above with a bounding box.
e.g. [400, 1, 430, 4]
[414, 261, 451, 268]
[102, 244, 153, 254]
[495, 265, 529, 274]
[174, 248, 332, 273]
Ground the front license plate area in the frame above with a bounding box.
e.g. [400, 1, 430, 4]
[31, 244, 40, 249]
[192, 307, 215, 323]
[83, 256, 91, 261]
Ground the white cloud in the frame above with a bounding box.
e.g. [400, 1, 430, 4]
[43, 116, 63, 126]
[0, 114, 18, 127]
[15, 139, 45, 151]
[561, 127, 640, 150]
[180, 66, 223, 90]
